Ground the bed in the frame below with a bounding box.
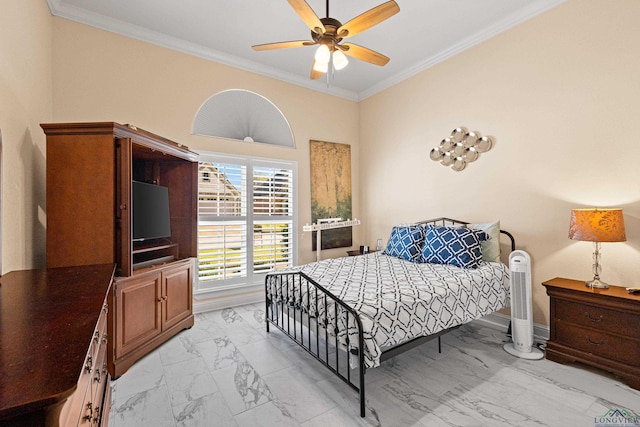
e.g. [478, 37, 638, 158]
[264, 218, 515, 417]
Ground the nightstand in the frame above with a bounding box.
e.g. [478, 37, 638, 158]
[542, 278, 640, 390]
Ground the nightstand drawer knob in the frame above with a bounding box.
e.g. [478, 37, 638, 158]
[584, 312, 604, 323]
[586, 336, 605, 346]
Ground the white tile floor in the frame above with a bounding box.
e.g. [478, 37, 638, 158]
[107, 304, 640, 426]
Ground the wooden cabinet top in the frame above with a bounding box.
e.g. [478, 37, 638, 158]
[40, 122, 198, 162]
[0, 264, 115, 421]
[542, 277, 640, 304]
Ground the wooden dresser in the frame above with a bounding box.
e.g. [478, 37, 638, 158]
[542, 277, 640, 390]
[0, 264, 115, 427]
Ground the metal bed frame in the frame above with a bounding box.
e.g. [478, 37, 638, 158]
[264, 218, 516, 417]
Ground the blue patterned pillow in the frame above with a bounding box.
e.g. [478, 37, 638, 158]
[422, 226, 487, 269]
[383, 225, 425, 262]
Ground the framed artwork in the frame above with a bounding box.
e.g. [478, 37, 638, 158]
[309, 140, 352, 250]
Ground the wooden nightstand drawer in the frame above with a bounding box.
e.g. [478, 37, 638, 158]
[543, 277, 640, 391]
[555, 322, 640, 366]
[555, 299, 640, 339]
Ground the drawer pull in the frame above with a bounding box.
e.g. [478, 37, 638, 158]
[93, 405, 101, 424]
[586, 336, 605, 346]
[83, 402, 93, 422]
[584, 312, 604, 323]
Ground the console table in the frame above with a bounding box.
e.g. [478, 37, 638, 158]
[0, 264, 115, 426]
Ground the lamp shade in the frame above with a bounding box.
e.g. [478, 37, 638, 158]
[332, 50, 349, 70]
[314, 44, 330, 63]
[569, 208, 626, 242]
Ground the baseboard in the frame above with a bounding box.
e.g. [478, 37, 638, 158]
[472, 312, 550, 341]
[193, 292, 265, 314]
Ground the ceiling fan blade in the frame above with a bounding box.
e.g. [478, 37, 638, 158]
[252, 40, 315, 51]
[288, 0, 326, 34]
[337, 1, 399, 39]
[341, 43, 390, 66]
[310, 61, 324, 80]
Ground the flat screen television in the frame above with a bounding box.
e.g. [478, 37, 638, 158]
[132, 180, 171, 242]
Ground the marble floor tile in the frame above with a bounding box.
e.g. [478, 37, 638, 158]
[163, 357, 219, 407]
[262, 366, 337, 423]
[211, 359, 274, 415]
[112, 350, 165, 401]
[237, 338, 291, 376]
[109, 304, 640, 426]
[158, 333, 202, 367]
[110, 385, 175, 427]
[234, 401, 300, 427]
[172, 391, 237, 427]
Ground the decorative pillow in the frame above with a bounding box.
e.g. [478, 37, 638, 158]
[467, 220, 501, 263]
[422, 226, 488, 269]
[383, 225, 425, 262]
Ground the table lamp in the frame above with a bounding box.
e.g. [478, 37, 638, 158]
[568, 208, 626, 289]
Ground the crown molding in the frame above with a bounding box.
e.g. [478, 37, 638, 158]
[358, 0, 566, 101]
[48, 0, 565, 103]
[46, 0, 360, 102]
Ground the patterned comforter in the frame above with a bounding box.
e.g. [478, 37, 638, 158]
[267, 252, 510, 368]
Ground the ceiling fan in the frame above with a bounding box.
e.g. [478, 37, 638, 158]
[252, 0, 400, 80]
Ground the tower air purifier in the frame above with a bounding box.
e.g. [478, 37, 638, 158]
[504, 250, 544, 360]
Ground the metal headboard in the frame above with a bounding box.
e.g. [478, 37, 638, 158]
[415, 217, 516, 252]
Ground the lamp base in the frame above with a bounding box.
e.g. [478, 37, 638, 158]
[585, 278, 609, 289]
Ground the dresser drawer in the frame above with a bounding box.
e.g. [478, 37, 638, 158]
[555, 321, 640, 366]
[554, 298, 640, 339]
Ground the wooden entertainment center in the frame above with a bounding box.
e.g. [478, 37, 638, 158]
[42, 122, 198, 379]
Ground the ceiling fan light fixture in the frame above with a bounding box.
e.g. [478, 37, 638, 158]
[332, 50, 348, 70]
[313, 60, 329, 73]
[252, 0, 399, 81]
[314, 44, 331, 63]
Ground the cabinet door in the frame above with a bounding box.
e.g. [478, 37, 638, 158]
[114, 273, 162, 358]
[162, 262, 193, 331]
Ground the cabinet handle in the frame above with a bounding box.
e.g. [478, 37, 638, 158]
[586, 336, 605, 346]
[85, 356, 93, 373]
[584, 312, 603, 323]
[92, 406, 101, 424]
[157, 296, 168, 302]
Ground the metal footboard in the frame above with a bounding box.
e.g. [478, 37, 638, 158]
[264, 272, 366, 417]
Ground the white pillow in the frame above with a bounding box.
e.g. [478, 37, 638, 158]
[467, 220, 501, 263]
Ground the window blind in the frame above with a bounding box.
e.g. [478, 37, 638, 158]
[197, 155, 296, 289]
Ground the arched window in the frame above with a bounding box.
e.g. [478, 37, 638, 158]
[192, 89, 294, 148]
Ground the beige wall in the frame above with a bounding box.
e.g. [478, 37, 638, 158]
[360, 0, 640, 325]
[0, 0, 52, 273]
[6, 0, 639, 325]
[51, 18, 361, 267]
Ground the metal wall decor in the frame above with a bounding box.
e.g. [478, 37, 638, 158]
[429, 127, 494, 172]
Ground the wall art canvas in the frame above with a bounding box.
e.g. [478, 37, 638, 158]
[309, 140, 352, 250]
